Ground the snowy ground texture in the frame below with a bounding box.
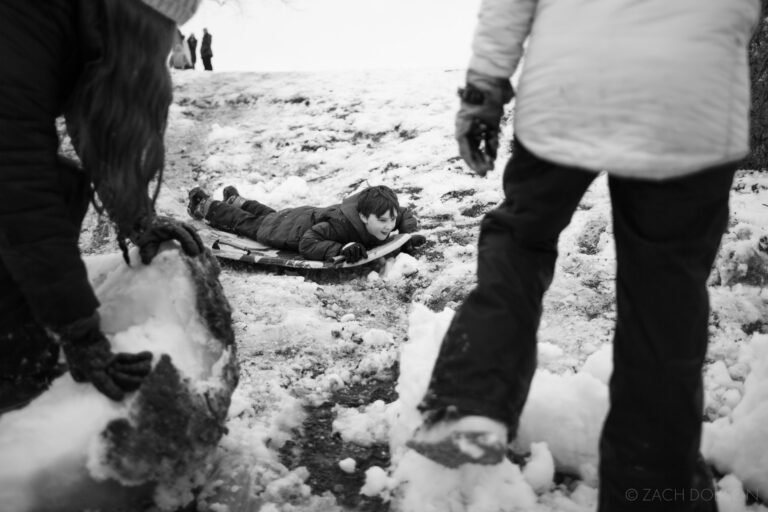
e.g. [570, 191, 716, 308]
[74, 69, 768, 511]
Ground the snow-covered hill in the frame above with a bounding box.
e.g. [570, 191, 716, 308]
[16, 69, 768, 511]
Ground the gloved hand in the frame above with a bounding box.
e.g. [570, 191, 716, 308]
[58, 313, 153, 401]
[340, 242, 368, 263]
[402, 234, 427, 255]
[456, 69, 515, 176]
[135, 215, 204, 264]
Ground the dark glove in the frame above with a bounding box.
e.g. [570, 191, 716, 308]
[402, 234, 427, 255]
[340, 242, 368, 263]
[58, 313, 153, 401]
[456, 69, 514, 176]
[135, 215, 204, 264]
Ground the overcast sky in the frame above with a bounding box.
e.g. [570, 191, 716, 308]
[181, 0, 481, 72]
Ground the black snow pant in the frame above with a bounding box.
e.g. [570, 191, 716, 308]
[202, 56, 212, 71]
[419, 139, 735, 512]
[205, 198, 275, 240]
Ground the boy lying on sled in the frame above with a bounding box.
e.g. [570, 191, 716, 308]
[187, 184, 426, 263]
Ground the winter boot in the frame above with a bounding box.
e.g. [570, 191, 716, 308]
[0, 323, 66, 415]
[407, 409, 508, 468]
[223, 185, 246, 208]
[188, 187, 212, 220]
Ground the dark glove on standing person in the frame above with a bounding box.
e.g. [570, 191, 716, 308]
[456, 69, 515, 176]
[402, 234, 427, 255]
[134, 215, 205, 265]
[340, 242, 368, 263]
[58, 313, 153, 401]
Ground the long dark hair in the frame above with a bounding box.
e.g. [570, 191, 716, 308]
[66, 0, 176, 239]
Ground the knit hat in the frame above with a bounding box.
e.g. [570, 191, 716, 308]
[140, 0, 201, 26]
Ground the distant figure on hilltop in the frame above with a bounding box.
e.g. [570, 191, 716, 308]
[201, 28, 213, 71]
[187, 33, 198, 69]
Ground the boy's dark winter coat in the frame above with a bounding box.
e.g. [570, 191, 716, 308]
[260, 193, 417, 260]
[210, 193, 418, 261]
[0, 0, 100, 331]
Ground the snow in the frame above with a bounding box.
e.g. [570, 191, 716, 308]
[703, 334, 768, 498]
[6, 69, 768, 511]
[0, 249, 236, 511]
[339, 458, 357, 473]
[360, 466, 390, 497]
[522, 442, 556, 494]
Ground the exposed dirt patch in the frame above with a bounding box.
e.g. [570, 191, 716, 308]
[279, 367, 398, 512]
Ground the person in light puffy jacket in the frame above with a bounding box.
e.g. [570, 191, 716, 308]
[187, 185, 424, 263]
[407, 1, 762, 511]
[0, 0, 205, 414]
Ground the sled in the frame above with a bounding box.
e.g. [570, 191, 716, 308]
[194, 224, 412, 269]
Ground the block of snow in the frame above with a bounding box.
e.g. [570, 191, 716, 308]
[0, 248, 238, 512]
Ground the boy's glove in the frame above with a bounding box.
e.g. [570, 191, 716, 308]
[456, 69, 514, 176]
[340, 242, 368, 263]
[57, 313, 153, 401]
[135, 215, 205, 264]
[402, 234, 427, 255]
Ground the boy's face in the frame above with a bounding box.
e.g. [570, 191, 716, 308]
[359, 209, 397, 241]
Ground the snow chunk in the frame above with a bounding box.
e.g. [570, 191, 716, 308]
[522, 442, 555, 494]
[360, 466, 390, 497]
[391, 452, 537, 512]
[516, 369, 608, 481]
[380, 253, 421, 281]
[716, 474, 747, 512]
[581, 344, 613, 385]
[332, 400, 390, 447]
[0, 249, 236, 512]
[538, 342, 565, 363]
[339, 458, 357, 474]
[703, 334, 768, 498]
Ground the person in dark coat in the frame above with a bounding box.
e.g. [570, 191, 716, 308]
[0, 0, 205, 414]
[187, 33, 197, 68]
[200, 27, 213, 71]
[187, 185, 425, 262]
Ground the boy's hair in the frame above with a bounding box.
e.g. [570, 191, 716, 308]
[357, 186, 400, 217]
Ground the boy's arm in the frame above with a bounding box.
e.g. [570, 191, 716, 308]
[396, 207, 419, 234]
[298, 221, 345, 261]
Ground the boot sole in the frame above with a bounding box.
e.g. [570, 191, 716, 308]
[406, 432, 507, 468]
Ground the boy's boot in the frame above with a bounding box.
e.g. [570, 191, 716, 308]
[406, 406, 508, 468]
[223, 185, 246, 208]
[188, 187, 213, 220]
[0, 323, 65, 414]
